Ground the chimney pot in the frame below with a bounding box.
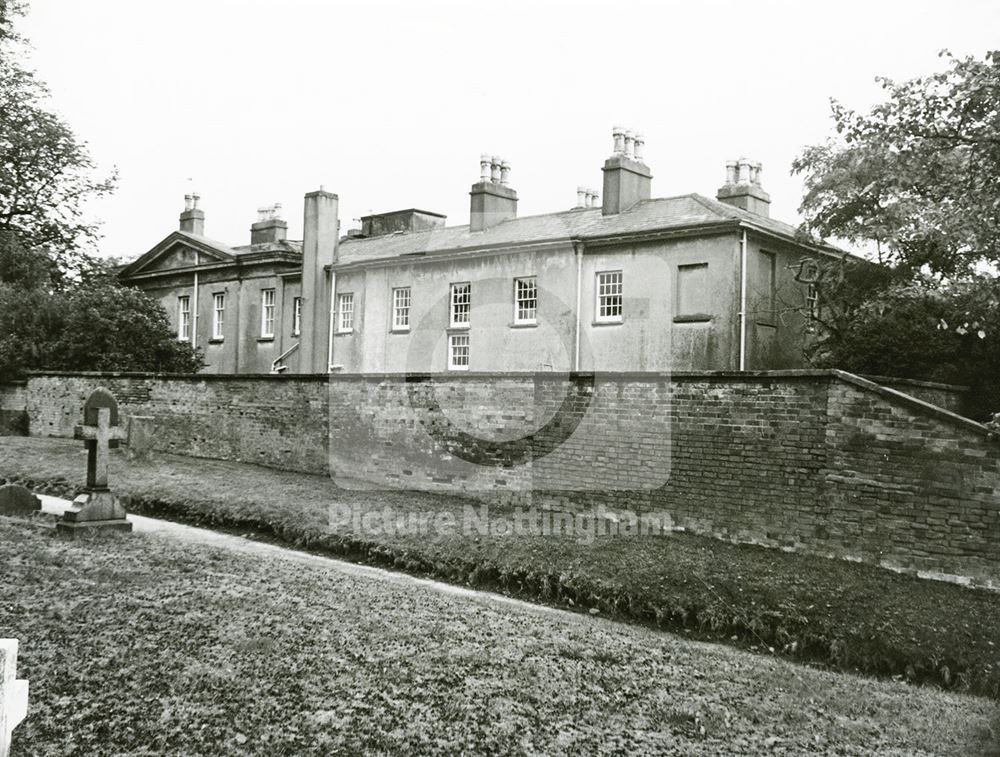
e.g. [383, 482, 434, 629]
[612, 126, 626, 156]
[500, 159, 511, 186]
[590, 188, 600, 207]
[737, 158, 753, 184]
[725, 160, 738, 185]
[490, 156, 502, 184]
[624, 130, 635, 160]
[192, 192, 200, 209]
[183, 194, 193, 211]
[480, 154, 492, 183]
[633, 133, 645, 163]
[577, 186, 588, 208]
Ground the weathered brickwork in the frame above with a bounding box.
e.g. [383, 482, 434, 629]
[21, 373, 329, 474]
[3, 369, 997, 586]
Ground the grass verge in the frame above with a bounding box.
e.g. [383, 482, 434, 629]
[2, 436, 999, 700]
[2, 516, 998, 755]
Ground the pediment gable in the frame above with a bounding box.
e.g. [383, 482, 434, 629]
[119, 231, 236, 279]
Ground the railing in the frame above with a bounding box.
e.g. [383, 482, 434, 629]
[270, 341, 300, 373]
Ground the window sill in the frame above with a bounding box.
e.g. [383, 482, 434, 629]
[334, 330, 354, 336]
[510, 321, 538, 329]
[390, 327, 411, 334]
[257, 336, 275, 343]
[591, 319, 624, 327]
[448, 323, 471, 331]
[448, 365, 470, 371]
[208, 338, 225, 344]
[674, 314, 712, 323]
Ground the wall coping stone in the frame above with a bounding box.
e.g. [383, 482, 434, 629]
[833, 370, 990, 438]
[860, 374, 969, 393]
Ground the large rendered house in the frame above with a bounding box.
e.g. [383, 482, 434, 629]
[119, 129, 840, 374]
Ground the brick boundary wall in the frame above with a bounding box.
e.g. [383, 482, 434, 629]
[1, 369, 996, 588]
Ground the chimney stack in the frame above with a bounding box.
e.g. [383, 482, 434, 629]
[716, 157, 771, 217]
[301, 188, 339, 372]
[250, 203, 288, 245]
[179, 193, 205, 236]
[470, 154, 518, 231]
[602, 126, 652, 215]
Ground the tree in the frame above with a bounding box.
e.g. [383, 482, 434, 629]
[0, 3, 115, 286]
[791, 50, 1000, 417]
[0, 2, 201, 379]
[793, 50, 1000, 276]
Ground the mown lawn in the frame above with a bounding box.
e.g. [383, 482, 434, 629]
[2, 436, 1000, 701]
[1, 515, 998, 756]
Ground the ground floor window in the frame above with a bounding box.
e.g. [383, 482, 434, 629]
[449, 333, 469, 369]
[338, 292, 355, 333]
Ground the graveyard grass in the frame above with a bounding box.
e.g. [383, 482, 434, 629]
[2, 437, 1000, 703]
[2, 516, 999, 756]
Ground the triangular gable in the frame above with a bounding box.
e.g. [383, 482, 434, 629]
[119, 231, 237, 279]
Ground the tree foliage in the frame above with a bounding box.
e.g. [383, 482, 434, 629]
[0, 3, 200, 379]
[793, 50, 1000, 276]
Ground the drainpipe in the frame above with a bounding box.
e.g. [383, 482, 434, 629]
[573, 240, 583, 372]
[738, 229, 748, 370]
[326, 268, 337, 372]
[191, 252, 199, 350]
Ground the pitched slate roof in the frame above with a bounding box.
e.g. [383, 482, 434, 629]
[335, 193, 825, 267]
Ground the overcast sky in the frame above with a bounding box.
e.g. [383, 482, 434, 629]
[17, 0, 1000, 258]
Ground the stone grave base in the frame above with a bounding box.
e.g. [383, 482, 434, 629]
[55, 489, 132, 538]
[0, 484, 41, 516]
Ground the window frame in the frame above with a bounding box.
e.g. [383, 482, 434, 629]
[211, 292, 225, 340]
[177, 295, 191, 341]
[513, 276, 538, 325]
[758, 250, 777, 324]
[448, 332, 470, 370]
[260, 288, 276, 338]
[594, 270, 623, 324]
[449, 282, 471, 328]
[337, 292, 355, 333]
[292, 296, 302, 336]
[392, 286, 411, 332]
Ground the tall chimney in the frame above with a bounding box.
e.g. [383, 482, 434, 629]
[250, 203, 288, 245]
[470, 155, 517, 231]
[716, 158, 771, 217]
[601, 127, 652, 215]
[179, 193, 205, 235]
[301, 189, 339, 372]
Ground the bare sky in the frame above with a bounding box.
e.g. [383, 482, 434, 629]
[17, 0, 1000, 258]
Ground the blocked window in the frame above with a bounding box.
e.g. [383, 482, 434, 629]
[596, 270, 623, 322]
[676, 263, 709, 315]
[449, 333, 470, 370]
[260, 289, 275, 337]
[338, 292, 355, 332]
[212, 293, 225, 339]
[758, 251, 776, 321]
[514, 276, 537, 324]
[292, 296, 302, 336]
[450, 282, 470, 327]
[393, 287, 411, 331]
[177, 296, 191, 341]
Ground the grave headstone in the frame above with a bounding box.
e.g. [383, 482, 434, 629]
[56, 388, 133, 538]
[0, 484, 40, 517]
[0, 639, 28, 757]
[125, 415, 155, 461]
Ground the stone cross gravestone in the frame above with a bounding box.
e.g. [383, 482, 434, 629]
[0, 639, 28, 757]
[0, 484, 40, 517]
[56, 388, 133, 538]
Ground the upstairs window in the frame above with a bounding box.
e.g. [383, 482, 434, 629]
[392, 287, 411, 331]
[806, 283, 819, 321]
[676, 263, 709, 317]
[338, 292, 355, 333]
[450, 282, 470, 327]
[595, 270, 623, 322]
[260, 289, 275, 338]
[292, 296, 302, 336]
[177, 296, 191, 341]
[212, 293, 225, 339]
[514, 276, 537, 324]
